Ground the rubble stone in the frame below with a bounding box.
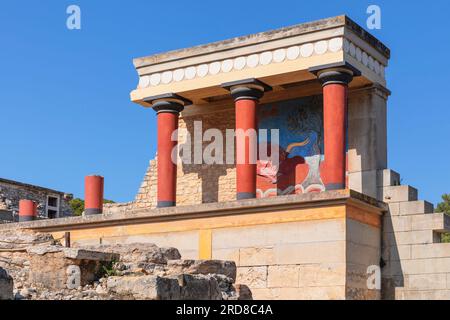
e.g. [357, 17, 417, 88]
[0, 267, 13, 300]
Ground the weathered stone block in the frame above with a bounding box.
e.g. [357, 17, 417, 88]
[83, 243, 181, 265]
[383, 230, 435, 246]
[298, 263, 346, 287]
[411, 243, 450, 259]
[406, 274, 447, 290]
[411, 213, 450, 232]
[177, 274, 222, 300]
[377, 169, 400, 188]
[239, 247, 274, 267]
[166, 260, 236, 281]
[399, 201, 434, 216]
[212, 248, 240, 266]
[267, 265, 299, 288]
[0, 267, 13, 300]
[383, 216, 412, 233]
[107, 275, 180, 300]
[273, 242, 345, 265]
[236, 267, 267, 289]
[27, 245, 119, 290]
[378, 185, 418, 203]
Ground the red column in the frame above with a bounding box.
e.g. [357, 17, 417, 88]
[19, 200, 37, 222]
[235, 98, 258, 200]
[85, 175, 104, 215]
[145, 94, 191, 208]
[156, 111, 179, 207]
[314, 67, 356, 190]
[222, 79, 272, 200]
[321, 83, 347, 190]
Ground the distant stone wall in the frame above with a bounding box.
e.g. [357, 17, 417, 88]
[0, 180, 73, 219]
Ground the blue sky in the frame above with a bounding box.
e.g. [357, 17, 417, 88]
[0, 0, 449, 205]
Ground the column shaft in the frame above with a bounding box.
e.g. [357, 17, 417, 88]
[322, 83, 348, 190]
[235, 98, 258, 200]
[85, 175, 104, 215]
[19, 200, 37, 222]
[156, 111, 179, 207]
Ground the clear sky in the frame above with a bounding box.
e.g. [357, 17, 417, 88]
[0, 0, 449, 205]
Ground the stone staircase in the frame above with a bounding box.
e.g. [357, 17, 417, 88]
[378, 169, 450, 299]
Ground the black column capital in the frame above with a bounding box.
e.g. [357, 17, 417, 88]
[309, 62, 361, 87]
[143, 93, 192, 114]
[222, 78, 272, 102]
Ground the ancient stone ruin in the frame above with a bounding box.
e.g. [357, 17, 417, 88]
[0, 230, 251, 300]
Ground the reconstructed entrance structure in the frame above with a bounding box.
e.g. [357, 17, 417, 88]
[4, 16, 450, 300]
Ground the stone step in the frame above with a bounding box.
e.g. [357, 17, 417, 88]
[400, 201, 434, 215]
[383, 214, 449, 237]
[377, 169, 401, 188]
[378, 185, 418, 203]
[411, 213, 450, 233]
[388, 200, 435, 216]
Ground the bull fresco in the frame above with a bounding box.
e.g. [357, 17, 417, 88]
[257, 95, 325, 198]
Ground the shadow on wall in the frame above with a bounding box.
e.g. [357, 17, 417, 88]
[179, 112, 235, 204]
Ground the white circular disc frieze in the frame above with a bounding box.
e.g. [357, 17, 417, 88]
[273, 49, 286, 63]
[173, 69, 184, 82]
[161, 71, 173, 84]
[139, 76, 150, 88]
[150, 73, 161, 86]
[197, 64, 209, 78]
[221, 59, 233, 73]
[234, 57, 246, 70]
[355, 47, 362, 62]
[343, 39, 350, 53]
[209, 61, 221, 75]
[374, 61, 380, 75]
[260, 51, 273, 65]
[300, 43, 314, 57]
[286, 46, 300, 60]
[246, 54, 259, 68]
[362, 52, 369, 66]
[368, 56, 374, 70]
[314, 41, 328, 55]
[349, 43, 356, 57]
[185, 66, 196, 80]
[328, 38, 343, 52]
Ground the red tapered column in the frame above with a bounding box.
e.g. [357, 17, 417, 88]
[19, 200, 37, 222]
[314, 67, 357, 190]
[322, 83, 347, 189]
[144, 94, 191, 208]
[156, 111, 179, 207]
[222, 79, 272, 200]
[85, 175, 104, 215]
[235, 98, 258, 199]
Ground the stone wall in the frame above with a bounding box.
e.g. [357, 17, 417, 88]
[0, 179, 73, 220]
[379, 169, 450, 299]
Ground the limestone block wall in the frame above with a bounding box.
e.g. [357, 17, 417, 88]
[379, 169, 450, 299]
[212, 216, 381, 300]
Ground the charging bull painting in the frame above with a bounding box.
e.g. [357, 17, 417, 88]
[257, 95, 326, 198]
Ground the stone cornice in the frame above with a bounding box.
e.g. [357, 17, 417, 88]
[133, 16, 389, 69]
